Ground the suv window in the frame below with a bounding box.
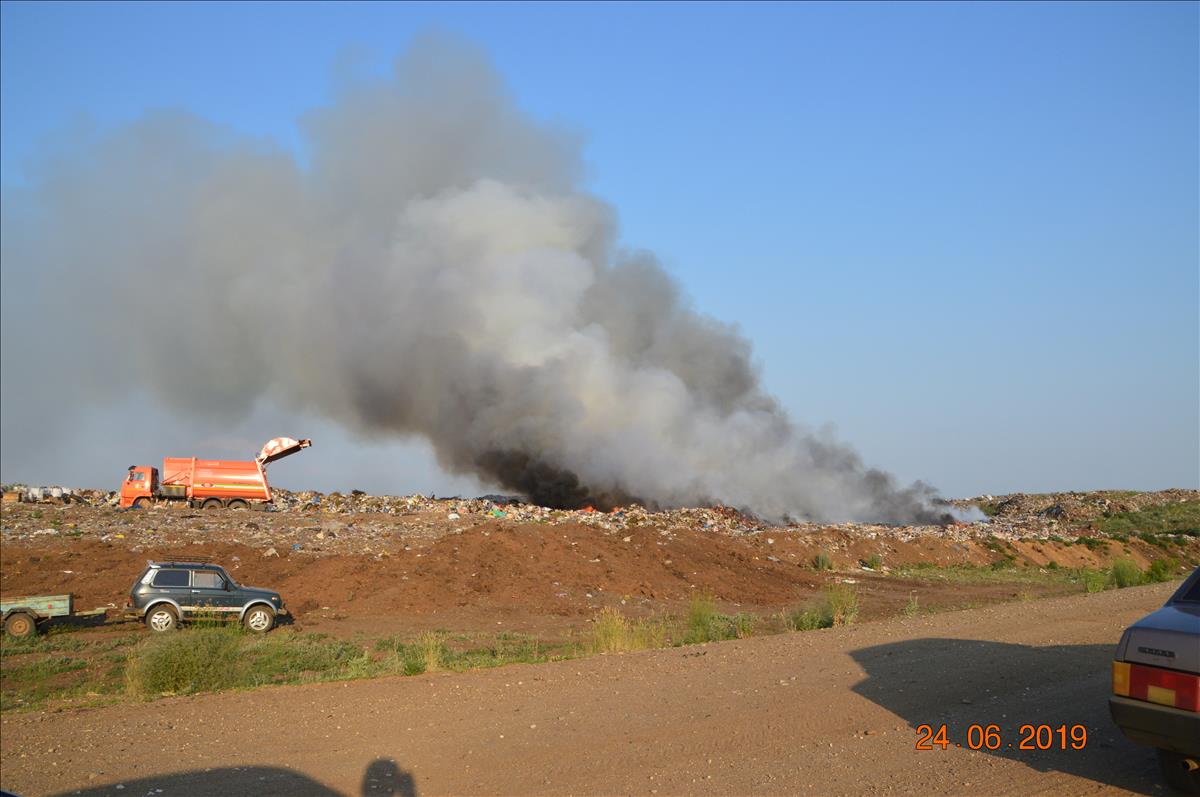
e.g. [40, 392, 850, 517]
[192, 571, 224, 589]
[152, 569, 189, 587]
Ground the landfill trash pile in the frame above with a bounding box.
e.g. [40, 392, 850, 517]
[1, 484, 1194, 560]
[2, 487, 1197, 632]
[966, 489, 1197, 524]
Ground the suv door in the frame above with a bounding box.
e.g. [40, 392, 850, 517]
[147, 568, 190, 615]
[190, 568, 241, 617]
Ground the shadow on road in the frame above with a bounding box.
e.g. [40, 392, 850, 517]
[48, 757, 417, 797]
[849, 637, 1163, 795]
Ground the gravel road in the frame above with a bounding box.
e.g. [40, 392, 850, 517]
[0, 582, 1179, 797]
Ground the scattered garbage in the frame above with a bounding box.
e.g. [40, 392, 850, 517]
[1, 483, 1195, 559]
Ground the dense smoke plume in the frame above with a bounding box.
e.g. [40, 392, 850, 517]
[2, 38, 941, 523]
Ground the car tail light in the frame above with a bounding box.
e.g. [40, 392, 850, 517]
[1113, 660, 1200, 711]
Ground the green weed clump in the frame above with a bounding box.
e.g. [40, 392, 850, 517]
[416, 631, 447, 673]
[1108, 558, 1143, 589]
[1074, 536, 1107, 551]
[1079, 569, 1108, 593]
[903, 593, 921, 617]
[785, 584, 860, 631]
[812, 551, 833, 571]
[865, 554, 884, 570]
[1144, 558, 1179, 584]
[679, 595, 756, 644]
[825, 584, 859, 626]
[589, 608, 666, 653]
[126, 627, 242, 696]
[126, 627, 367, 696]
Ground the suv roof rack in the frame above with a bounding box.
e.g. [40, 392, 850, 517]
[148, 557, 219, 567]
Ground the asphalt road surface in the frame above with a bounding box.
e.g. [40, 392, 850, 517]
[0, 582, 1181, 797]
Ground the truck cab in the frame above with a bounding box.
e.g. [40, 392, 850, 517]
[120, 466, 158, 508]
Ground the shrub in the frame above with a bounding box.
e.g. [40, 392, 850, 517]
[1109, 559, 1143, 589]
[729, 613, 756, 639]
[589, 608, 666, 653]
[825, 584, 859, 626]
[415, 631, 447, 673]
[683, 594, 723, 643]
[679, 595, 757, 644]
[812, 551, 833, 571]
[865, 554, 884, 570]
[786, 584, 860, 631]
[1079, 568, 1107, 593]
[592, 607, 632, 653]
[787, 607, 829, 631]
[126, 627, 241, 696]
[1144, 558, 1179, 584]
[1138, 532, 1169, 549]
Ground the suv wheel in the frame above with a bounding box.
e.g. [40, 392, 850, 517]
[146, 605, 178, 633]
[243, 605, 275, 633]
[1158, 750, 1200, 794]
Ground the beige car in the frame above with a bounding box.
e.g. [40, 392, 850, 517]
[1109, 566, 1200, 793]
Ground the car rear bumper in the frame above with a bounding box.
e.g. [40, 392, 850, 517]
[1109, 696, 1200, 756]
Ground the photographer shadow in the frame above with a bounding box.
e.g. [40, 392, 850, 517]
[48, 757, 416, 797]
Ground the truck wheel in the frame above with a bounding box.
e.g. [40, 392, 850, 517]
[1158, 750, 1200, 794]
[243, 605, 275, 633]
[132, 497, 151, 509]
[146, 605, 178, 633]
[200, 498, 222, 510]
[4, 612, 38, 638]
[227, 499, 248, 510]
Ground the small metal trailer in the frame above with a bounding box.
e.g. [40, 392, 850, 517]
[1, 594, 107, 638]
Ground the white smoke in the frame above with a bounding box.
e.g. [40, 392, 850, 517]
[0, 36, 941, 523]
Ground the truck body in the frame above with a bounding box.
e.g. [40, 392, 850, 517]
[119, 437, 311, 509]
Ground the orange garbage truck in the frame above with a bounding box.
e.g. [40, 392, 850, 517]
[119, 437, 311, 509]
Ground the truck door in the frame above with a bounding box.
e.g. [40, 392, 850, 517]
[120, 468, 152, 508]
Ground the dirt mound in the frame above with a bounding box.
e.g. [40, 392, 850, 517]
[3, 490, 1197, 638]
[0, 523, 826, 620]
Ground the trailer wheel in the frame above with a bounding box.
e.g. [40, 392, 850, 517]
[132, 497, 151, 509]
[200, 498, 222, 510]
[227, 499, 249, 510]
[146, 605, 178, 633]
[243, 605, 275, 633]
[4, 612, 38, 638]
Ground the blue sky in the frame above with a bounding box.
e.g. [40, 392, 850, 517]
[2, 0, 1197, 497]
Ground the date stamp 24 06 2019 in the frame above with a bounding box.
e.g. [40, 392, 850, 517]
[915, 723, 1088, 751]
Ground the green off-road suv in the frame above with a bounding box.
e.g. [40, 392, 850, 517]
[128, 561, 287, 633]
